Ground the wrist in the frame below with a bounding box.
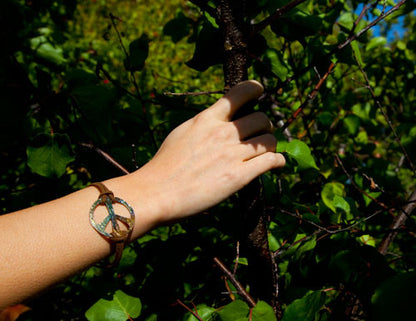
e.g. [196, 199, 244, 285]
[102, 170, 165, 240]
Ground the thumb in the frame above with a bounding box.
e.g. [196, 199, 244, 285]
[209, 80, 264, 121]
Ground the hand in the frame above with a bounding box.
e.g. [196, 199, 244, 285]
[134, 80, 286, 224]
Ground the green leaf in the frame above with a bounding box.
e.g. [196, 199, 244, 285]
[277, 139, 319, 171]
[85, 290, 142, 321]
[186, 23, 223, 71]
[204, 11, 219, 28]
[343, 115, 360, 135]
[321, 182, 350, 215]
[27, 133, 74, 178]
[365, 37, 387, 51]
[338, 12, 354, 31]
[262, 48, 290, 80]
[282, 291, 326, 321]
[252, 301, 277, 321]
[282, 234, 317, 261]
[30, 30, 66, 66]
[144, 314, 158, 321]
[124, 34, 150, 71]
[270, 9, 326, 42]
[185, 304, 216, 321]
[217, 300, 249, 321]
[351, 41, 365, 66]
[371, 272, 416, 321]
[163, 12, 192, 43]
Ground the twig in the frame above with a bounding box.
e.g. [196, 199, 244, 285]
[281, 62, 335, 130]
[335, 154, 390, 211]
[275, 0, 407, 93]
[279, 208, 385, 235]
[163, 90, 224, 96]
[378, 190, 416, 254]
[251, 0, 308, 34]
[233, 241, 240, 275]
[176, 299, 204, 321]
[213, 257, 257, 308]
[273, 230, 321, 258]
[337, 0, 406, 51]
[109, 13, 158, 151]
[223, 277, 236, 301]
[95, 63, 138, 100]
[352, 50, 416, 176]
[348, 1, 381, 37]
[79, 142, 130, 175]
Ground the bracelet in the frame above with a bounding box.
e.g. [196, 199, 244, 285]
[89, 182, 135, 267]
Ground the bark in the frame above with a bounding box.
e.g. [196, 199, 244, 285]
[217, 0, 280, 315]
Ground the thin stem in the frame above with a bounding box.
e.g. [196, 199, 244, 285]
[337, 0, 406, 51]
[176, 299, 204, 321]
[281, 62, 335, 131]
[109, 13, 158, 152]
[335, 154, 390, 211]
[79, 142, 130, 175]
[353, 51, 416, 176]
[213, 257, 257, 308]
[275, 0, 407, 94]
[164, 90, 224, 96]
[278, 208, 385, 236]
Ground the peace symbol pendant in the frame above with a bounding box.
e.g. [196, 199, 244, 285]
[89, 196, 135, 240]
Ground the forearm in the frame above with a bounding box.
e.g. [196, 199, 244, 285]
[0, 171, 161, 310]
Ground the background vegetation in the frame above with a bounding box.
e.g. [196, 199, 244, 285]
[1, 0, 416, 320]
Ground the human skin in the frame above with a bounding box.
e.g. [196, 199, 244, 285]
[0, 80, 285, 310]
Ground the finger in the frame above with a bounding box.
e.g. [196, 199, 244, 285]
[242, 152, 286, 181]
[209, 80, 264, 121]
[233, 112, 274, 140]
[238, 133, 277, 161]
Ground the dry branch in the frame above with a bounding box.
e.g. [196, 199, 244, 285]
[79, 142, 130, 175]
[213, 257, 257, 308]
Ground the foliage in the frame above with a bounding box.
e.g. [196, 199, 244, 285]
[1, 0, 416, 320]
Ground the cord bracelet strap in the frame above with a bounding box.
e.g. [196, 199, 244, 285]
[89, 182, 135, 267]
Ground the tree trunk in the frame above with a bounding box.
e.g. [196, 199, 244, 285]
[217, 0, 280, 316]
